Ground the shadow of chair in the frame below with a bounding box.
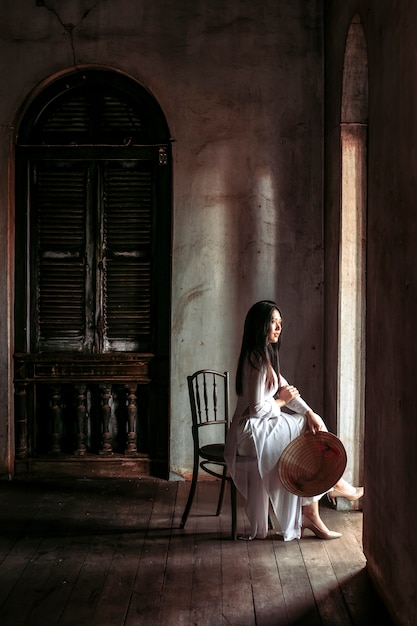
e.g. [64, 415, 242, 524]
[180, 369, 238, 540]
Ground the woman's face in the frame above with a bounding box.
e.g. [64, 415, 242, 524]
[268, 308, 282, 343]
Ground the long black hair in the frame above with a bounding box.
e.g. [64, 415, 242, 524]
[235, 300, 282, 395]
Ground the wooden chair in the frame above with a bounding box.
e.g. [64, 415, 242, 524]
[180, 369, 238, 539]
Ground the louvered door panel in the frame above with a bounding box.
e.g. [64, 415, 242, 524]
[33, 162, 91, 352]
[101, 95, 143, 134]
[42, 95, 90, 138]
[102, 162, 153, 351]
[40, 90, 144, 144]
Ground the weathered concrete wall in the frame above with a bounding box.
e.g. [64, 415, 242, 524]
[0, 0, 324, 478]
[324, 1, 417, 624]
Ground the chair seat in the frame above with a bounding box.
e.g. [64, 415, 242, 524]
[200, 443, 225, 463]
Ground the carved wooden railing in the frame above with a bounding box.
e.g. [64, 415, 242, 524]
[14, 353, 153, 461]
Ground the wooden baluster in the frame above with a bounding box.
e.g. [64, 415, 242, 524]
[125, 384, 138, 456]
[15, 382, 28, 459]
[100, 384, 113, 456]
[49, 385, 62, 454]
[74, 384, 87, 456]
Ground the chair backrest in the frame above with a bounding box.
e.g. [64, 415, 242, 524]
[187, 370, 230, 448]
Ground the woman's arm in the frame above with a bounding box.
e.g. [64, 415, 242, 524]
[277, 374, 326, 433]
[277, 374, 311, 412]
[305, 409, 326, 433]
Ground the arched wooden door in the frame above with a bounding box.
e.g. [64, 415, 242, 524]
[14, 69, 171, 478]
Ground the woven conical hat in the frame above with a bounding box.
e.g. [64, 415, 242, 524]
[278, 431, 347, 497]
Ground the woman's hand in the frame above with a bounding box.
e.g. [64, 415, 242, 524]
[306, 410, 325, 434]
[276, 384, 300, 408]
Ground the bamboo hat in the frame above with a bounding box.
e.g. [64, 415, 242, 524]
[278, 431, 347, 497]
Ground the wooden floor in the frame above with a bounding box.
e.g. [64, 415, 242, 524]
[0, 477, 393, 626]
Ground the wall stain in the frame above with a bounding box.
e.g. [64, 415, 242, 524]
[172, 286, 209, 334]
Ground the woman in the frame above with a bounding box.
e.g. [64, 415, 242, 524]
[224, 300, 363, 541]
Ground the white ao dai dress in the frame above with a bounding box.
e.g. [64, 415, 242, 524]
[224, 359, 325, 541]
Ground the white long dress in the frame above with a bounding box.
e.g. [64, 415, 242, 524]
[224, 359, 324, 541]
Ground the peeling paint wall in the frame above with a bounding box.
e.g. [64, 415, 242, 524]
[0, 0, 324, 480]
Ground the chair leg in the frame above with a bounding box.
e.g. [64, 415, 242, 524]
[180, 457, 199, 529]
[231, 480, 237, 540]
[215, 466, 228, 516]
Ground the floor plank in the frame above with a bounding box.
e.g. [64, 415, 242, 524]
[125, 481, 178, 626]
[90, 479, 160, 625]
[248, 538, 288, 626]
[0, 477, 394, 626]
[278, 537, 322, 625]
[300, 536, 353, 626]
[0, 484, 88, 626]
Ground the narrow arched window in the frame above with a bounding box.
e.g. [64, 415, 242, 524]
[338, 16, 368, 488]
